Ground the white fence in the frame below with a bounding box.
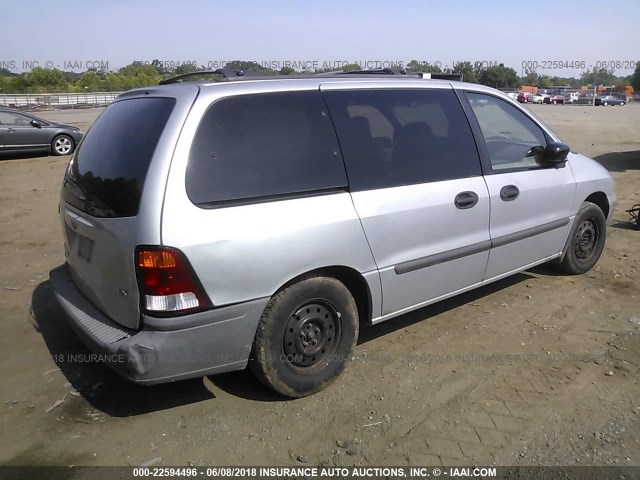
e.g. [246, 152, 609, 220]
[0, 92, 122, 110]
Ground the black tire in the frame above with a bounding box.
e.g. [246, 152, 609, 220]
[52, 134, 75, 156]
[556, 201, 606, 275]
[249, 276, 359, 398]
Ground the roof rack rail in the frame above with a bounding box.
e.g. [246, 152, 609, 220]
[158, 69, 261, 85]
[420, 72, 464, 81]
[338, 68, 408, 75]
[332, 69, 463, 81]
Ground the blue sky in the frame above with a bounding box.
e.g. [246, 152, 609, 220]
[2, 0, 639, 76]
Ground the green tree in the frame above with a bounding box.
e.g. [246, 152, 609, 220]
[580, 67, 617, 86]
[151, 59, 169, 75]
[628, 63, 640, 91]
[116, 62, 163, 88]
[279, 66, 296, 75]
[224, 60, 277, 75]
[174, 63, 201, 75]
[476, 64, 518, 88]
[520, 69, 540, 86]
[20, 67, 69, 92]
[0, 67, 17, 77]
[406, 60, 442, 73]
[75, 70, 104, 92]
[0, 75, 17, 93]
[450, 61, 478, 83]
[342, 63, 362, 72]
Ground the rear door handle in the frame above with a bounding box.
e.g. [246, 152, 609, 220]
[500, 185, 520, 201]
[6, 128, 15, 133]
[454, 191, 479, 209]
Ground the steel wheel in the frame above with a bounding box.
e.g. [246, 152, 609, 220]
[249, 276, 359, 397]
[573, 219, 598, 262]
[283, 301, 341, 372]
[556, 201, 606, 275]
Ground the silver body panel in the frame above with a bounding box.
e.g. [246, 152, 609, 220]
[60, 85, 199, 329]
[567, 152, 617, 221]
[53, 76, 616, 384]
[482, 166, 576, 279]
[162, 81, 380, 311]
[350, 178, 490, 316]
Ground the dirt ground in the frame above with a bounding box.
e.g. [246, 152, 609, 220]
[0, 103, 638, 468]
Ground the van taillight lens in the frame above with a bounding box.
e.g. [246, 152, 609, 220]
[136, 247, 211, 314]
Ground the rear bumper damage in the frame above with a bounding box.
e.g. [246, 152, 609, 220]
[49, 264, 267, 384]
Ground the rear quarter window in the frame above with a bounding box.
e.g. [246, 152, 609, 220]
[186, 91, 347, 205]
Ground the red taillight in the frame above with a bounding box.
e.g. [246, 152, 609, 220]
[136, 247, 211, 314]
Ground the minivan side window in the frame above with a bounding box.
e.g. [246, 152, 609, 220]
[465, 93, 548, 171]
[187, 91, 347, 205]
[323, 89, 481, 191]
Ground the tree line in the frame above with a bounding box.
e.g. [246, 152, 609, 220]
[0, 59, 638, 94]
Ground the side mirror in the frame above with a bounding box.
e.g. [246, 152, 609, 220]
[30, 119, 43, 128]
[542, 142, 570, 164]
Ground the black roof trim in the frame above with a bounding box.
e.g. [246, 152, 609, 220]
[157, 69, 464, 85]
[159, 69, 262, 85]
[338, 68, 408, 75]
[340, 70, 463, 81]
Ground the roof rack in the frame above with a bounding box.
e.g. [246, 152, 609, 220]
[158, 68, 261, 85]
[157, 68, 465, 85]
[420, 72, 464, 81]
[331, 69, 463, 81]
[338, 68, 408, 75]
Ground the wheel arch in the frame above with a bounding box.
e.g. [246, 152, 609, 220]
[52, 131, 75, 141]
[274, 266, 373, 326]
[584, 191, 610, 219]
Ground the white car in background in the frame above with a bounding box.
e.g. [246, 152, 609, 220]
[530, 93, 550, 104]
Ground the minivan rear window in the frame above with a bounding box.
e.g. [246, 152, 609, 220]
[62, 97, 176, 217]
[186, 91, 347, 205]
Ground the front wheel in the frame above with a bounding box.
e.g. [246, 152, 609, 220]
[52, 134, 74, 156]
[249, 276, 359, 397]
[556, 201, 606, 275]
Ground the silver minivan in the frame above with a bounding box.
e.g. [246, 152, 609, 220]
[50, 71, 615, 397]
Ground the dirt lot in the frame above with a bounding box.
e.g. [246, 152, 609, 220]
[0, 104, 638, 468]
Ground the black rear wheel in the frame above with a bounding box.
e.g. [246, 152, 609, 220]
[249, 276, 359, 397]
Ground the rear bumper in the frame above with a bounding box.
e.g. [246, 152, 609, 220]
[49, 264, 268, 384]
